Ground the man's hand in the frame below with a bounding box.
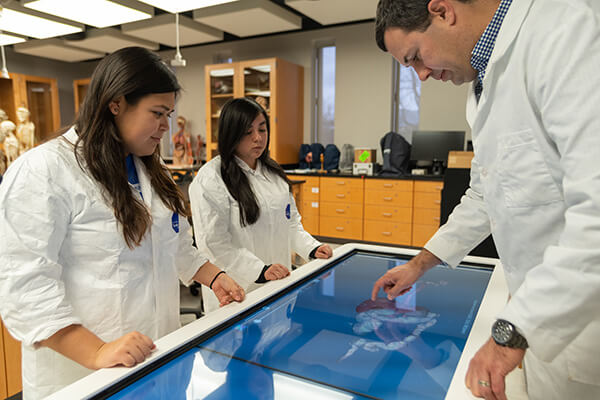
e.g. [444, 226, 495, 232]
[264, 263, 291, 281]
[465, 338, 525, 400]
[93, 331, 156, 369]
[212, 273, 245, 307]
[371, 249, 441, 300]
[314, 244, 333, 259]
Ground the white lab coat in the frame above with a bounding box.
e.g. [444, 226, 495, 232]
[0, 128, 207, 399]
[425, 0, 600, 397]
[189, 156, 320, 313]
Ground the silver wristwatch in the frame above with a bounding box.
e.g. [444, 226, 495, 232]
[491, 319, 529, 349]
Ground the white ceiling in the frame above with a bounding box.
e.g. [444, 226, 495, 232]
[193, 0, 301, 38]
[65, 27, 159, 54]
[285, 0, 378, 25]
[4, 0, 377, 62]
[13, 39, 105, 62]
[122, 13, 223, 47]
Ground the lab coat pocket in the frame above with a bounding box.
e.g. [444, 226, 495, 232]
[497, 129, 562, 208]
[565, 321, 600, 386]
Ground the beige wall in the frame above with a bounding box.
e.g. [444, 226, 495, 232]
[167, 22, 395, 153]
[167, 21, 470, 155]
[419, 79, 471, 140]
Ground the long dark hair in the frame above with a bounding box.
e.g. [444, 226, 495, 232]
[74, 46, 188, 248]
[218, 97, 290, 227]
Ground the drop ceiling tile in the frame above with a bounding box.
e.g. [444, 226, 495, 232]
[65, 27, 159, 54]
[122, 13, 223, 47]
[285, 0, 377, 25]
[13, 39, 105, 62]
[194, 0, 301, 37]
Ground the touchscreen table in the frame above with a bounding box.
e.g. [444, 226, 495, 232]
[95, 250, 492, 400]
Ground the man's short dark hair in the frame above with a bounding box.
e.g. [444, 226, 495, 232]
[375, 0, 433, 51]
[375, 0, 474, 52]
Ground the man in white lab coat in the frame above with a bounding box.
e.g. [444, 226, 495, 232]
[371, 0, 600, 399]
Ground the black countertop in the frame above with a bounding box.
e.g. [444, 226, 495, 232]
[285, 170, 444, 181]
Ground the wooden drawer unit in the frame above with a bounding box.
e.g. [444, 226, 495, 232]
[412, 224, 439, 247]
[301, 214, 319, 235]
[320, 202, 363, 219]
[365, 190, 412, 207]
[413, 191, 442, 209]
[364, 220, 411, 245]
[320, 177, 364, 204]
[301, 200, 320, 235]
[1, 320, 6, 399]
[412, 179, 443, 247]
[1, 322, 21, 397]
[301, 176, 321, 201]
[414, 180, 444, 193]
[365, 179, 413, 192]
[413, 207, 441, 225]
[364, 205, 412, 223]
[319, 216, 363, 240]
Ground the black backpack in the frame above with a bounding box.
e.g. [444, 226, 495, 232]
[379, 131, 411, 176]
[323, 144, 340, 171]
[299, 144, 312, 169]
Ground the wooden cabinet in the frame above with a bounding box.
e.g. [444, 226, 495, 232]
[299, 176, 320, 235]
[0, 320, 22, 398]
[412, 181, 444, 247]
[205, 58, 303, 164]
[291, 175, 444, 248]
[320, 177, 363, 240]
[0, 72, 61, 144]
[364, 179, 413, 245]
[73, 78, 91, 114]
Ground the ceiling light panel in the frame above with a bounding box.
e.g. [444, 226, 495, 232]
[122, 13, 222, 47]
[194, 0, 301, 37]
[0, 33, 27, 46]
[13, 39, 105, 62]
[24, 0, 153, 29]
[136, 0, 239, 14]
[65, 27, 158, 54]
[285, 0, 378, 25]
[0, 5, 83, 39]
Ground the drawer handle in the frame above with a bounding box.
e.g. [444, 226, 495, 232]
[383, 183, 393, 188]
[383, 196, 393, 201]
[336, 209, 346, 214]
[336, 194, 346, 198]
[382, 212, 392, 217]
[434, 217, 440, 221]
[381, 231, 392, 236]
[434, 200, 441, 204]
[336, 181, 346, 185]
[436, 186, 443, 190]
[336, 227, 345, 231]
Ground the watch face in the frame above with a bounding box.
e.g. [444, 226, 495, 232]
[493, 320, 514, 344]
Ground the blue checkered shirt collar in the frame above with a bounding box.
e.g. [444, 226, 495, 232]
[471, 0, 512, 100]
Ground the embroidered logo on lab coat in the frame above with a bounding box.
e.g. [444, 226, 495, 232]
[172, 213, 179, 233]
[285, 204, 291, 219]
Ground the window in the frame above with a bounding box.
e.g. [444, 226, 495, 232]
[391, 59, 421, 141]
[313, 44, 336, 144]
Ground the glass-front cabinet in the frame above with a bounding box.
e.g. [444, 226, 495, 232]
[205, 58, 303, 164]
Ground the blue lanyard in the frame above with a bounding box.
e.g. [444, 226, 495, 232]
[125, 154, 143, 199]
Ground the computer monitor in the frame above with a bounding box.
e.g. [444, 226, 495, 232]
[410, 130, 466, 165]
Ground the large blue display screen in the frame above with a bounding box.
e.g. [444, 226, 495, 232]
[106, 251, 492, 400]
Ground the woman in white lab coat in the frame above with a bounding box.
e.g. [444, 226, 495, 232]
[0, 47, 244, 400]
[189, 97, 332, 313]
